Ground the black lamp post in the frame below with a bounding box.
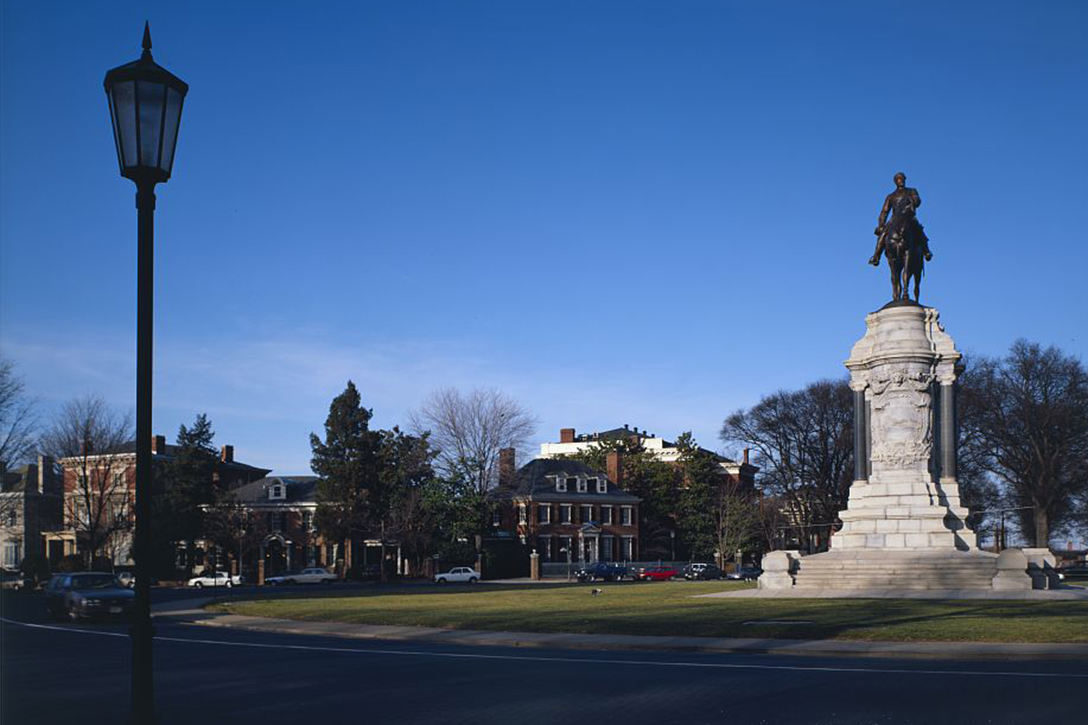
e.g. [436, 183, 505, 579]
[104, 23, 188, 725]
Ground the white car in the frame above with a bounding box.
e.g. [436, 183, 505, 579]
[187, 572, 243, 589]
[265, 567, 339, 586]
[434, 567, 480, 584]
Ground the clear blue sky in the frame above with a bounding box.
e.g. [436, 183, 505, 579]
[2, 1, 1086, 475]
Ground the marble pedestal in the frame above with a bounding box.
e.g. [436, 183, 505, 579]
[773, 303, 1018, 593]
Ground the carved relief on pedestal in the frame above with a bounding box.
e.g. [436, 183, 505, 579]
[869, 370, 934, 469]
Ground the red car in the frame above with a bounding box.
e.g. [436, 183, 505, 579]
[637, 566, 678, 581]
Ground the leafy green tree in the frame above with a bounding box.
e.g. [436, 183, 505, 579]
[310, 381, 381, 571]
[675, 433, 721, 560]
[375, 426, 437, 579]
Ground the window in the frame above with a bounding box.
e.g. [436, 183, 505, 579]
[621, 506, 633, 526]
[600, 536, 613, 561]
[595, 478, 607, 494]
[601, 506, 613, 525]
[559, 504, 572, 524]
[622, 536, 634, 560]
[580, 505, 593, 523]
[112, 472, 126, 489]
[566, 477, 578, 491]
[537, 536, 551, 561]
[518, 504, 527, 525]
[2, 542, 20, 568]
[538, 505, 551, 524]
[492, 509, 502, 527]
[559, 536, 573, 560]
[576, 477, 587, 493]
[555, 478, 567, 493]
[302, 511, 314, 532]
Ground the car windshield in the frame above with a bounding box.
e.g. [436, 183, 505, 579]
[71, 574, 119, 590]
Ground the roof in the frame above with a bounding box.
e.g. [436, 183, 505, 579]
[568, 425, 742, 466]
[491, 459, 640, 504]
[231, 476, 319, 505]
[1, 467, 28, 494]
[81, 441, 272, 476]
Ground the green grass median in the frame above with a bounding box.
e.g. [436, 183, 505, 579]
[210, 581, 1088, 644]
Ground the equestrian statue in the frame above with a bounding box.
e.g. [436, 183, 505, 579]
[869, 172, 933, 302]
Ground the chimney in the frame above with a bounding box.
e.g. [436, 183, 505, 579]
[152, 435, 166, 454]
[607, 451, 623, 487]
[743, 448, 750, 465]
[24, 463, 40, 494]
[38, 455, 60, 497]
[221, 444, 234, 463]
[559, 428, 575, 444]
[498, 447, 516, 489]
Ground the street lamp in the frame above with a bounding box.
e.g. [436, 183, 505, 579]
[104, 23, 188, 725]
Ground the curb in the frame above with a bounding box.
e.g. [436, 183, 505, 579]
[153, 600, 1088, 661]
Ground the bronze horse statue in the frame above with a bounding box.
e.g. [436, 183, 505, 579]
[881, 213, 925, 302]
[870, 173, 932, 302]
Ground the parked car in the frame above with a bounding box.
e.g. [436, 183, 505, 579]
[266, 567, 339, 586]
[576, 562, 628, 582]
[1, 569, 25, 591]
[434, 567, 480, 584]
[726, 566, 763, 581]
[683, 563, 723, 580]
[43, 572, 134, 621]
[636, 566, 678, 581]
[187, 571, 243, 589]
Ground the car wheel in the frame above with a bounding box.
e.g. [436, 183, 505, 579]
[285, 579, 296, 586]
[67, 605, 80, 622]
[469, 577, 478, 584]
[322, 578, 332, 584]
[226, 581, 233, 588]
[194, 582, 203, 589]
[436, 578, 446, 584]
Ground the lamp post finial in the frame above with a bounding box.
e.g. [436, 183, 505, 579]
[142, 21, 152, 56]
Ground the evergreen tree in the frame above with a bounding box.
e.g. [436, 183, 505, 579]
[310, 382, 381, 570]
[160, 414, 218, 575]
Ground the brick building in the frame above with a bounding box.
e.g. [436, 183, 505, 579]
[46, 435, 270, 568]
[0, 457, 63, 569]
[490, 449, 641, 565]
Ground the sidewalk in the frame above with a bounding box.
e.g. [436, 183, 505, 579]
[152, 597, 1088, 661]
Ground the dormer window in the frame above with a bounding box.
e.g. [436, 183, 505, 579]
[269, 483, 286, 501]
[556, 477, 568, 493]
[576, 478, 587, 493]
[588, 477, 606, 493]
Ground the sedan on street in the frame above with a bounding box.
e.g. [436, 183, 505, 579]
[434, 567, 480, 584]
[266, 567, 339, 586]
[187, 572, 243, 588]
[43, 572, 134, 621]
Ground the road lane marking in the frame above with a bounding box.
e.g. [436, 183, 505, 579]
[4, 616, 1087, 680]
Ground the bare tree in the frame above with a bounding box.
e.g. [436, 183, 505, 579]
[39, 396, 134, 567]
[958, 340, 1088, 547]
[409, 387, 538, 492]
[720, 379, 854, 554]
[0, 359, 38, 472]
[712, 476, 758, 568]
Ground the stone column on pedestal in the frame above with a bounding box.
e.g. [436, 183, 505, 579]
[774, 302, 999, 593]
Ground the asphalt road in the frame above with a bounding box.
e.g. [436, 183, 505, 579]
[2, 589, 1085, 725]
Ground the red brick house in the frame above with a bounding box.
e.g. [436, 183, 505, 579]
[489, 449, 641, 565]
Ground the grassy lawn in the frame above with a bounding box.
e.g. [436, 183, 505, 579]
[211, 580, 1088, 644]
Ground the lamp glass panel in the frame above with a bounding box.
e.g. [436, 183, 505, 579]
[160, 87, 183, 174]
[107, 91, 124, 172]
[110, 81, 138, 168]
[137, 81, 166, 169]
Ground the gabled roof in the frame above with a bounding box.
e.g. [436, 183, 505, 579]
[231, 476, 319, 505]
[490, 459, 640, 504]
